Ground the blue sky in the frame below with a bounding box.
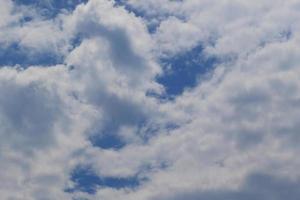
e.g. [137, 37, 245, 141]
[14, 0, 88, 17]
[66, 166, 141, 194]
[0, 42, 62, 66]
[1, 0, 300, 200]
[157, 45, 217, 96]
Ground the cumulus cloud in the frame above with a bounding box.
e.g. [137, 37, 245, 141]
[1, 0, 300, 200]
[0, 65, 95, 199]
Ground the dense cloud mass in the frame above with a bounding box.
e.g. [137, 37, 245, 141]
[1, 0, 300, 199]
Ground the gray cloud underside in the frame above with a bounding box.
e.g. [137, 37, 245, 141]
[1, 0, 300, 200]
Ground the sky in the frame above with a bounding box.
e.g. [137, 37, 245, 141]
[1, 0, 300, 199]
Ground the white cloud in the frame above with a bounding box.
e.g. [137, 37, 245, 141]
[0, 65, 97, 199]
[1, 0, 300, 200]
[0, 0, 17, 28]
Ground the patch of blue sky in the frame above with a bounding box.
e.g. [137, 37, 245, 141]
[156, 45, 217, 98]
[89, 132, 126, 150]
[13, 0, 88, 18]
[89, 119, 143, 150]
[0, 42, 62, 67]
[89, 121, 142, 150]
[70, 34, 84, 49]
[66, 166, 141, 194]
[19, 15, 34, 24]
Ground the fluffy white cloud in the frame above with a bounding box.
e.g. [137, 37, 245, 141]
[0, 0, 160, 199]
[1, 0, 300, 200]
[0, 65, 96, 199]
